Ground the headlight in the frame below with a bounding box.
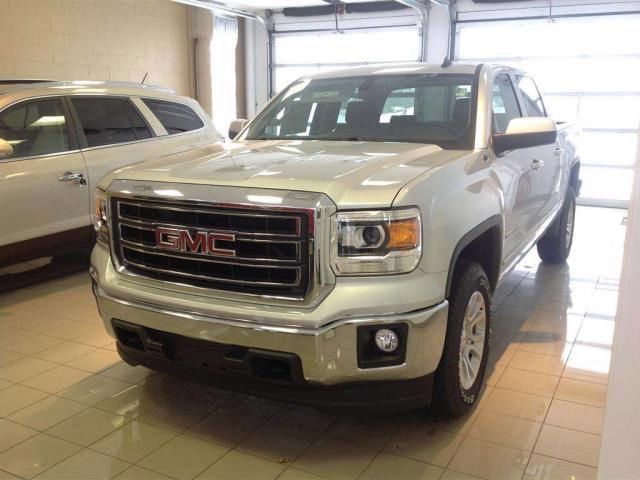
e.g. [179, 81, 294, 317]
[331, 208, 422, 275]
[94, 188, 109, 245]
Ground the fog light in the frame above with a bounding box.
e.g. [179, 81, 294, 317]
[374, 329, 399, 353]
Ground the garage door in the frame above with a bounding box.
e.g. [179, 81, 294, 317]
[455, 14, 640, 208]
[271, 8, 422, 92]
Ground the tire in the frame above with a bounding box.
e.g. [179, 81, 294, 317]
[432, 259, 492, 419]
[537, 187, 576, 264]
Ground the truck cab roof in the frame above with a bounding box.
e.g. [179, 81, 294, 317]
[301, 62, 525, 81]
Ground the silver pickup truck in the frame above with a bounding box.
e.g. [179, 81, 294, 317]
[90, 63, 580, 416]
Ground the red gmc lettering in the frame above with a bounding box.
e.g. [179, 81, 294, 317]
[155, 228, 236, 257]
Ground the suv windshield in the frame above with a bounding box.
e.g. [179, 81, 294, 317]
[243, 74, 475, 149]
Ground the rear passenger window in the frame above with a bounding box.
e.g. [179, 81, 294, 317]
[142, 99, 204, 135]
[492, 74, 522, 134]
[71, 98, 152, 148]
[0, 99, 69, 159]
[516, 76, 547, 117]
[380, 88, 416, 123]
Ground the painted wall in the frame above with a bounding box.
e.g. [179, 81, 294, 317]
[598, 127, 640, 478]
[0, 0, 192, 96]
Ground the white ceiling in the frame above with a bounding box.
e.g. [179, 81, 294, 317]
[226, 0, 387, 12]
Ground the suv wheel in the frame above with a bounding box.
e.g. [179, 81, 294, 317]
[432, 259, 492, 418]
[537, 187, 576, 264]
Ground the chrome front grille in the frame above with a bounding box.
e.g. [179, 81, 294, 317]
[111, 198, 313, 299]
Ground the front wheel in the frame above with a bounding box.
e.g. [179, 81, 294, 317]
[432, 259, 492, 418]
[537, 187, 576, 264]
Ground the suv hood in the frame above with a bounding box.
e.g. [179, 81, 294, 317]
[108, 140, 465, 208]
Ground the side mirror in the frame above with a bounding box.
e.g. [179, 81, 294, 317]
[228, 119, 248, 140]
[492, 117, 557, 156]
[0, 138, 13, 158]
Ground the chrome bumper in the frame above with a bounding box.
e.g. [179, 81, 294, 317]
[91, 240, 448, 386]
[93, 281, 448, 385]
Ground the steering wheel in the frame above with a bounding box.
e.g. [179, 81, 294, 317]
[424, 122, 459, 137]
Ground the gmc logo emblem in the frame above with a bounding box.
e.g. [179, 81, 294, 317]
[155, 227, 236, 257]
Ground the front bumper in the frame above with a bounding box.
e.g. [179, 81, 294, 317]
[112, 318, 435, 411]
[91, 244, 449, 409]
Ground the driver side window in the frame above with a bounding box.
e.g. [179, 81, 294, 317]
[492, 74, 522, 134]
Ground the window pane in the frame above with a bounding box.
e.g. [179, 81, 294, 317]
[458, 15, 640, 59]
[380, 88, 415, 123]
[579, 96, 640, 129]
[72, 98, 151, 148]
[275, 65, 336, 92]
[274, 28, 420, 92]
[275, 28, 419, 65]
[544, 95, 579, 123]
[516, 76, 546, 116]
[492, 74, 522, 134]
[143, 99, 204, 135]
[0, 99, 69, 159]
[581, 132, 638, 167]
[580, 166, 634, 202]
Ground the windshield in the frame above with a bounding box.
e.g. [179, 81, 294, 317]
[243, 74, 475, 149]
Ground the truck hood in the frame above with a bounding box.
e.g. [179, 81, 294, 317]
[109, 140, 465, 208]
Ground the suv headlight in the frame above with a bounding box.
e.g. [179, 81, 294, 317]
[331, 208, 422, 275]
[94, 188, 109, 245]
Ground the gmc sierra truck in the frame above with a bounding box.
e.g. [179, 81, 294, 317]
[90, 63, 580, 417]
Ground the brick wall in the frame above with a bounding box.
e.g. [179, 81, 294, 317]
[0, 0, 192, 96]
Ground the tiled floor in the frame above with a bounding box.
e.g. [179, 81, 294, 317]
[0, 206, 624, 480]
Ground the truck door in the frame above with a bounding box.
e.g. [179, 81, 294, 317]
[0, 97, 90, 260]
[514, 75, 562, 226]
[490, 73, 536, 264]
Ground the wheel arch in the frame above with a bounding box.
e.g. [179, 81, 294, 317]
[569, 161, 581, 197]
[445, 215, 503, 298]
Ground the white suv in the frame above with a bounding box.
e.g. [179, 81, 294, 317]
[0, 80, 221, 267]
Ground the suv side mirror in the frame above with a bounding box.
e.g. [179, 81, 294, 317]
[0, 138, 14, 158]
[228, 119, 248, 140]
[492, 117, 557, 156]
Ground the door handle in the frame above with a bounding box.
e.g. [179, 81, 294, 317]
[58, 172, 87, 186]
[554, 147, 563, 157]
[530, 159, 544, 171]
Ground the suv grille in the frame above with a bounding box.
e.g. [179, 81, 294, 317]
[111, 198, 313, 299]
